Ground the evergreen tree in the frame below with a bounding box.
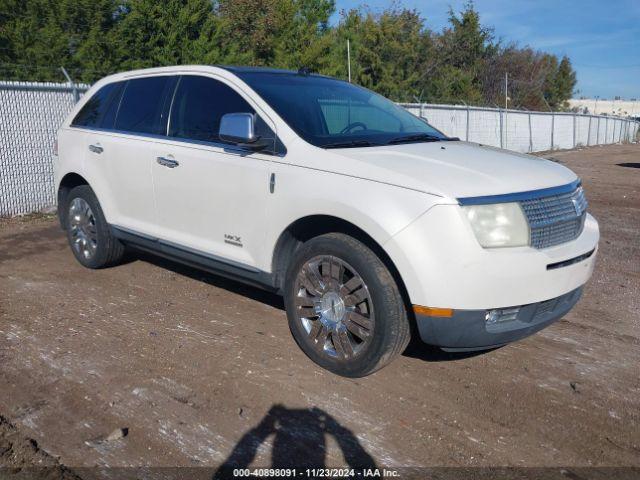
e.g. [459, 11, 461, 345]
[0, 0, 120, 82]
[0, 0, 579, 110]
[333, 7, 427, 100]
[108, 0, 215, 72]
[552, 56, 577, 110]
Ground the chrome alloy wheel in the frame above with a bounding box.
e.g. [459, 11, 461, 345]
[68, 197, 98, 260]
[294, 255, 374, 361]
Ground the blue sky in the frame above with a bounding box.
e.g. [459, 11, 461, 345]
[333, 0, 640, 99]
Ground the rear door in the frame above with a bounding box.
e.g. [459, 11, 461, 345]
[68, 81, 124, 216]
[151, 74, 278, 268]
[84, 75, 177, 236]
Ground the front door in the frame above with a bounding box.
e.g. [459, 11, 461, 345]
[151, 75, 277, 269]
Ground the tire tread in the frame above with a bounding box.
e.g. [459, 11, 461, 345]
[65, 185, 125, 269]
[285, 232, 411, 377]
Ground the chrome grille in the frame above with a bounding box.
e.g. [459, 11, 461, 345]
[520, 186, 588, 249]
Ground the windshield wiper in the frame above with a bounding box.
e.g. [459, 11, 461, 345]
[322, 139, 381, 149]
[386, 133, 451, 145]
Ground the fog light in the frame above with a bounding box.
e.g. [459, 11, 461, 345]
[485, 307, 520, 324]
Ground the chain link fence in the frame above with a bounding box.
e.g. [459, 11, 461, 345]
[1, 81, 639, 217]
[400, 103, 639, 153]
[1, 81, 88, 216]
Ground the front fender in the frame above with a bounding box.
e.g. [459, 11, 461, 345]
[260, 165, 445, 272]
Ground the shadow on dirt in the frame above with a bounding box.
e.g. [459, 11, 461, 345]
[133, 250, 493, 363]
[0, 224, 65, 263]
[0, 415, 81, 479]
[617, 162, 640, 169]
[134, 250, 285, 310]
[402, 336, 495, 362]
[213, 405, 376, 478]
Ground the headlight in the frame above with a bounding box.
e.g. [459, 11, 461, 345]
[463, 202, 529, 248]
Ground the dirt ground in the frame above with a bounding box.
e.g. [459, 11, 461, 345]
[0, 144, 638, 477]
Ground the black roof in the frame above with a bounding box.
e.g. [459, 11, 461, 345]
[219, 65, 299, 75]
[219, 65, 334, 80]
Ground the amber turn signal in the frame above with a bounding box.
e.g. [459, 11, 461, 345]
[413, 305, 454, 318]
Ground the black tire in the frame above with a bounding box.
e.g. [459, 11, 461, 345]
[64, 185, 125, 269]
[284, 233, 410, 377]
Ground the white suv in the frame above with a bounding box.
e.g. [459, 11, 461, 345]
[55, 66, 599, 377]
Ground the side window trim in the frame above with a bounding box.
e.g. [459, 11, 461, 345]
[157, 76, 179, 137]
[112, 80, 128, 130]
[166, 76, 182, 137]
[66, 124, 286, 157]
[160, 134, 285, 157]
[68, 73, 286, 156]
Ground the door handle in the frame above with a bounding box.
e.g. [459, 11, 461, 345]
[156, 156, 179, 168]
[88, 144, 103, 154]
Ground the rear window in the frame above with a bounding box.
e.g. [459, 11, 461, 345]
[71, 82, 124, 129]
[114, 76, 176, 135]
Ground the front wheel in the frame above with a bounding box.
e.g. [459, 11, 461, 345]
[284, 233, 410, 377]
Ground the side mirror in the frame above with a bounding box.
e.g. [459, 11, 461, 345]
[219, 113, 268, 150]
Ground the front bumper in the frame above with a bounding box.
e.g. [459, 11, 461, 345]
[416, 287, 583, 350]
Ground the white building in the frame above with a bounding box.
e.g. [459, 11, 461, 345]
[568, 98, 639, 118]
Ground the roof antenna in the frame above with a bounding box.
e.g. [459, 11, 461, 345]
[297, 66, 311, 76]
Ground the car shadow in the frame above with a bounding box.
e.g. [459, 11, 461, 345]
[212, 404, 376, 478]
[402, 335, 497, 362]
[0, 223, 65, 263]
[132, 249, 493, 363]
[133, 249, 285, 310]
[617, 162, 640, 169]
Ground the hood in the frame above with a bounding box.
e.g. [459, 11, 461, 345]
[316, 141, 578, 200]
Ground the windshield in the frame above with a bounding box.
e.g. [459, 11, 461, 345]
[235, 72, 449, 148]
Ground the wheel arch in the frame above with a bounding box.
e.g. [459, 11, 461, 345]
[57, 172, 90, 229]
[271, 215, 414, 318]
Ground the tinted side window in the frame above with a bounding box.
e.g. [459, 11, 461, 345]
[99, 82, 125, 129]
[115, 76, 175, 135]
[72, 82, 123, 128]
[169, 75, 256, 143]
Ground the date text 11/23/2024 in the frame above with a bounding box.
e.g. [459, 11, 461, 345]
[231, 468, 400, 477]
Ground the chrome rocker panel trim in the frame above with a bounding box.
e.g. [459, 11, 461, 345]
[110, 226, 278, 292]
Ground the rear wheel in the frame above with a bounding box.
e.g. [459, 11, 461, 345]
[64, 185, 125, 269]
[284, 233, 410, 377]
